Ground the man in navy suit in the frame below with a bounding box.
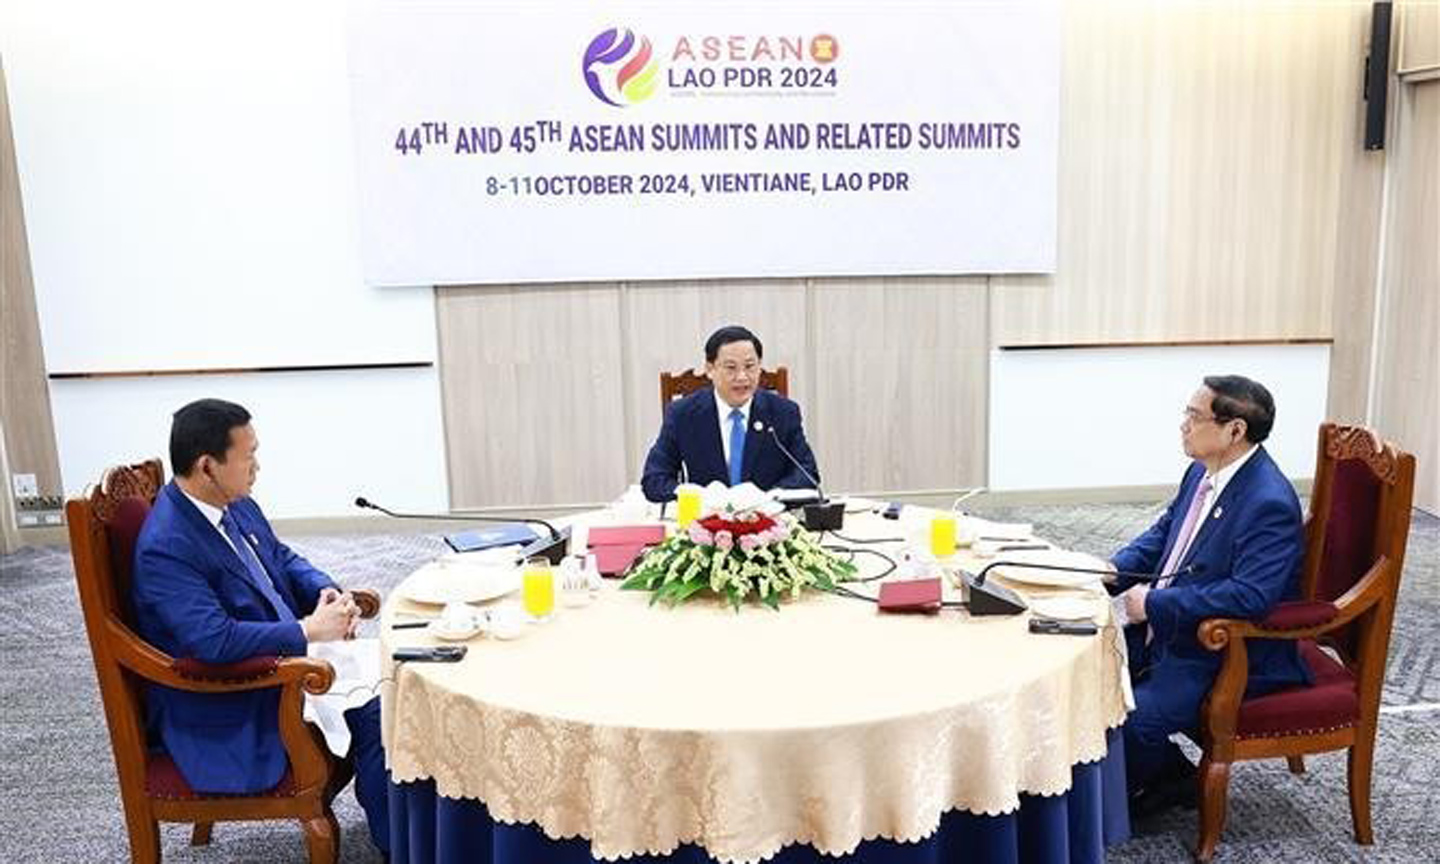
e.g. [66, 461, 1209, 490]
[642, 325, 820, 502]
[132, 399, 389, 855]
[1109, 375, 1310, 818]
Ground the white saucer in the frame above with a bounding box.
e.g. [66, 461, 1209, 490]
[1029, 596, 1102, 622]
[428, 620, 482, 641]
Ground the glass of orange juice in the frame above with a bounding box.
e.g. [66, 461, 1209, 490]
[521, 556, 555, 622]
[675, 483, 703, 528]
[929, 514, 957, 560]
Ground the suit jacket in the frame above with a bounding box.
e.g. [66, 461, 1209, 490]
[132, 481, 335, 794]
[641, 388, 820, 502]
[1111, 446, 1311, 695]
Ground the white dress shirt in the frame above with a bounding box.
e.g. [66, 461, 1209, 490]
[1171, 443, 1259, 570]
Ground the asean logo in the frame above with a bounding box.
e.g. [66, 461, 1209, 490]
[582, 27, 659, 107]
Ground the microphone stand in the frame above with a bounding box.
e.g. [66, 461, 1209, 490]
[960, 561, 1193, 617]
[355, 497, 571, 565]
[764, 427, 843, 531]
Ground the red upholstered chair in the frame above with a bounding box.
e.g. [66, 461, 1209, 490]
[66, 460, 379, 863]
[660, 365, 789, 410]
[1192, 424, 1417, 861]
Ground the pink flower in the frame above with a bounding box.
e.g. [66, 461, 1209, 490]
[739, 534, 760, 553]
[714, 530, 734, 551]
[754, 528, 775, 546]
[689, 523, 714, 545]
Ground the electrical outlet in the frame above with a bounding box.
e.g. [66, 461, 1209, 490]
[12, 473, 38, 499]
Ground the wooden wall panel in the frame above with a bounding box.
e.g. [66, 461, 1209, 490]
[437, 283, 629, 508]
[809, 278, 988, 493]
[0, 60, 63, 503]
[1399, 0, 1440, 73]
[622, 280, 807, 483]
[433, 3, 1398, 509]
[1373, 80, 1439, 513]
[992, 2, 1369, 346]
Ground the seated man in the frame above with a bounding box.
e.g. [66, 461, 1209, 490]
[132, 399, 388, 855]
[1109, 375, 1311, 818]
[642, 325, 820, 502]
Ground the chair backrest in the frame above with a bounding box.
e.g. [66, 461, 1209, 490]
[1299, 424, 1415, 663]
[659, 366, 789, 410]
[66, 460, 165, 801]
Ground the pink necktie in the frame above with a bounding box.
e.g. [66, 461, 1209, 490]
[1145, 476, 1212, 643]
[1159, 476, 1212, 585]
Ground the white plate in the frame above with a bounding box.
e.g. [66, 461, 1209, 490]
[1029, 596, 1103, 622]
[400, 560, 521, 605]
[428, 620, 482, 641]
[986, 549, 1111, 588]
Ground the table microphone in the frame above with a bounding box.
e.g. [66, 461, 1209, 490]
[763, 426, 843, 531]
[354, 496, 571, 565]
[960, 561, 1204, 617]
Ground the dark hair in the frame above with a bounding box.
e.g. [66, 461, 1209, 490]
[170, 398, 251, 477]
[704, 325, 763, 363]
[1202, 375, 1275, 443]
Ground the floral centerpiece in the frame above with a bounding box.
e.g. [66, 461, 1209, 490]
[620, 484, 856, 610]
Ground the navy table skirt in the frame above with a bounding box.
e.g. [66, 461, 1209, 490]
[389, 728, 1129, 864]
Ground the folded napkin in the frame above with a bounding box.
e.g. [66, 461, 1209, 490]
[304, 638, 382, 756]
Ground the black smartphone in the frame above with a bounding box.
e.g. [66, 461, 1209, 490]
[1029, 618, 1098, 636]
[393, 645, 468, 662]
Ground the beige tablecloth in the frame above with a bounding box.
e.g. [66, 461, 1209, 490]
[379, 507, 1128, 864]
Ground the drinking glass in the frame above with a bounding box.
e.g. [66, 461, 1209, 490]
[675, 483, 703, 528]
[521, 556, 555, 621]
[929, 514, 957, 560]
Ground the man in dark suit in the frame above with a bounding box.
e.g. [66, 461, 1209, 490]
[132, 399, 388, 856]
[1109, 375, 1310, 818]
[642, 325, 820, 502]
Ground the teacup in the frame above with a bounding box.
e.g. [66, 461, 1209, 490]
[439, 601, 479, 634]
[486, 602, 526, 640]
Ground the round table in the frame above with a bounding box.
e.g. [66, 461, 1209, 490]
[379, 506, 1129, 863]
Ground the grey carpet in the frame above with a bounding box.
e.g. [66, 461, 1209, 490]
[1, 502, 1434, 863]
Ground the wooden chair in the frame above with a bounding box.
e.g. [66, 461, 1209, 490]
[659, 365, 789, 410]
[1192, 423, 1416, 861]
[66, 459, 380, 863]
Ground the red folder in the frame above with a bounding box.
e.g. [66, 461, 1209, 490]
[588, 525, 666, 547]
[588, 525, 667, 576]
[877, 578, 943, 613]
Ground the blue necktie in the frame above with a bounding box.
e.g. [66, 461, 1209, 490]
[728, 408, 746, 485]
[220, 509, 295, 622]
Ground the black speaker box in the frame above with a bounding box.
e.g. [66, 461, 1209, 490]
[1363, 2, 1392, 151]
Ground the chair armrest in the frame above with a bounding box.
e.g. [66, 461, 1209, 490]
[106, 618, 336, 695]
[352, 587, 381, 619]
[1258, 600, 1338, 631]
[1193, 555, 1396, 754]
[173, 655, 281, 682]
[102, 618, 340, 799]
[1197, 554, 1395, 649]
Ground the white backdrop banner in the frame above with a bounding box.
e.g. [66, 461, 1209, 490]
[348, 1, 1058, 285]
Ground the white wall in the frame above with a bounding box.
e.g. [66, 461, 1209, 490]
[50, 368, 449, 519]
[3, 0, 449, 518]
[989, 344, 1330, 490]
[2, 0, 435, 373]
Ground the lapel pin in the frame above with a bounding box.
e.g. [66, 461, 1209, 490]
[1212, 506, 1223, 519]
[753, 420, 764, 433]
